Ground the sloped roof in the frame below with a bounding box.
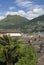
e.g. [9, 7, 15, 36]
[0, 29, 21, 33]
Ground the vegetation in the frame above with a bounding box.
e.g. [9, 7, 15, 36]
[0, 35, 37, 65]
[0, 15, 44, 33]
[16, 46, 37, 65]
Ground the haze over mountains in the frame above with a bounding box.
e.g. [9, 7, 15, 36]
[0, 15, 44, 33]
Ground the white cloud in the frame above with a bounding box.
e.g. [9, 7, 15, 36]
[15, 0, 44, 11]
[9, 7, 15, 10]
[6, 11, 18, 15]
[6, 10, 26, 17]
[0, 10, 26, 20]
[0, 7, 44, 20]
[26, 8, 44, 20]
[17, 10, 26, 17]
[15, 0, 32, 8]
[5, 8, 44, 20]
[0, 0, 44, 20]
[33, 8, 44, 13]
[0, 16, 6, 20]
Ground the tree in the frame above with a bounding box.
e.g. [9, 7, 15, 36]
[16, 46, 37, 65]
[0, 35, 23, 65]
[0, 35, 37, 65]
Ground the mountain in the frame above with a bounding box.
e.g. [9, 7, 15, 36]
[27, 15, 44, 32]
[0, 15, 29, 31]
[0, 15, 44, 33]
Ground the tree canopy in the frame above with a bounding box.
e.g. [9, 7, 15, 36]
[0, 35, 37, 65]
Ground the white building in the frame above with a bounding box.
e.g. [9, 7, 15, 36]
[6, 33, 21, 37]
[0, 30, 22, 37]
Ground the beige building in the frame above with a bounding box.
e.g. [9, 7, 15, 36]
[0, 30, 22, 37]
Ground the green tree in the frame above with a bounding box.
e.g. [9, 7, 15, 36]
[0, 35, 37, 65]
[0, 35, 23, 65]
[16, 46, 37, 65]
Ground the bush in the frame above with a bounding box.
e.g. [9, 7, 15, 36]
[16, 46, 37, 65]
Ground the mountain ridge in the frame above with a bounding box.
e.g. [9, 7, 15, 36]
[0, 15, 44, 33]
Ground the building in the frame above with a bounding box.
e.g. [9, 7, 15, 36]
[0, 30, 22, 37]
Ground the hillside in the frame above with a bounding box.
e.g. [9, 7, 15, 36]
[0, 15, 29, 30]
[0, 15, 44, 33]
[27, 15, 44, 32]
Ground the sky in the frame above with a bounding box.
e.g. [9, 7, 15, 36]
[0, 0, 44, 20]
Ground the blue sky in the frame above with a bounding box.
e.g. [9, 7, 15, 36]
[0, 0, 44, 20]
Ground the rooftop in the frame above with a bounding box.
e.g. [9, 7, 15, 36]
[0, 29, 21, 33]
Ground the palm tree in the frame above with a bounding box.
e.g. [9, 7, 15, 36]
[0, 35, 23, 65]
